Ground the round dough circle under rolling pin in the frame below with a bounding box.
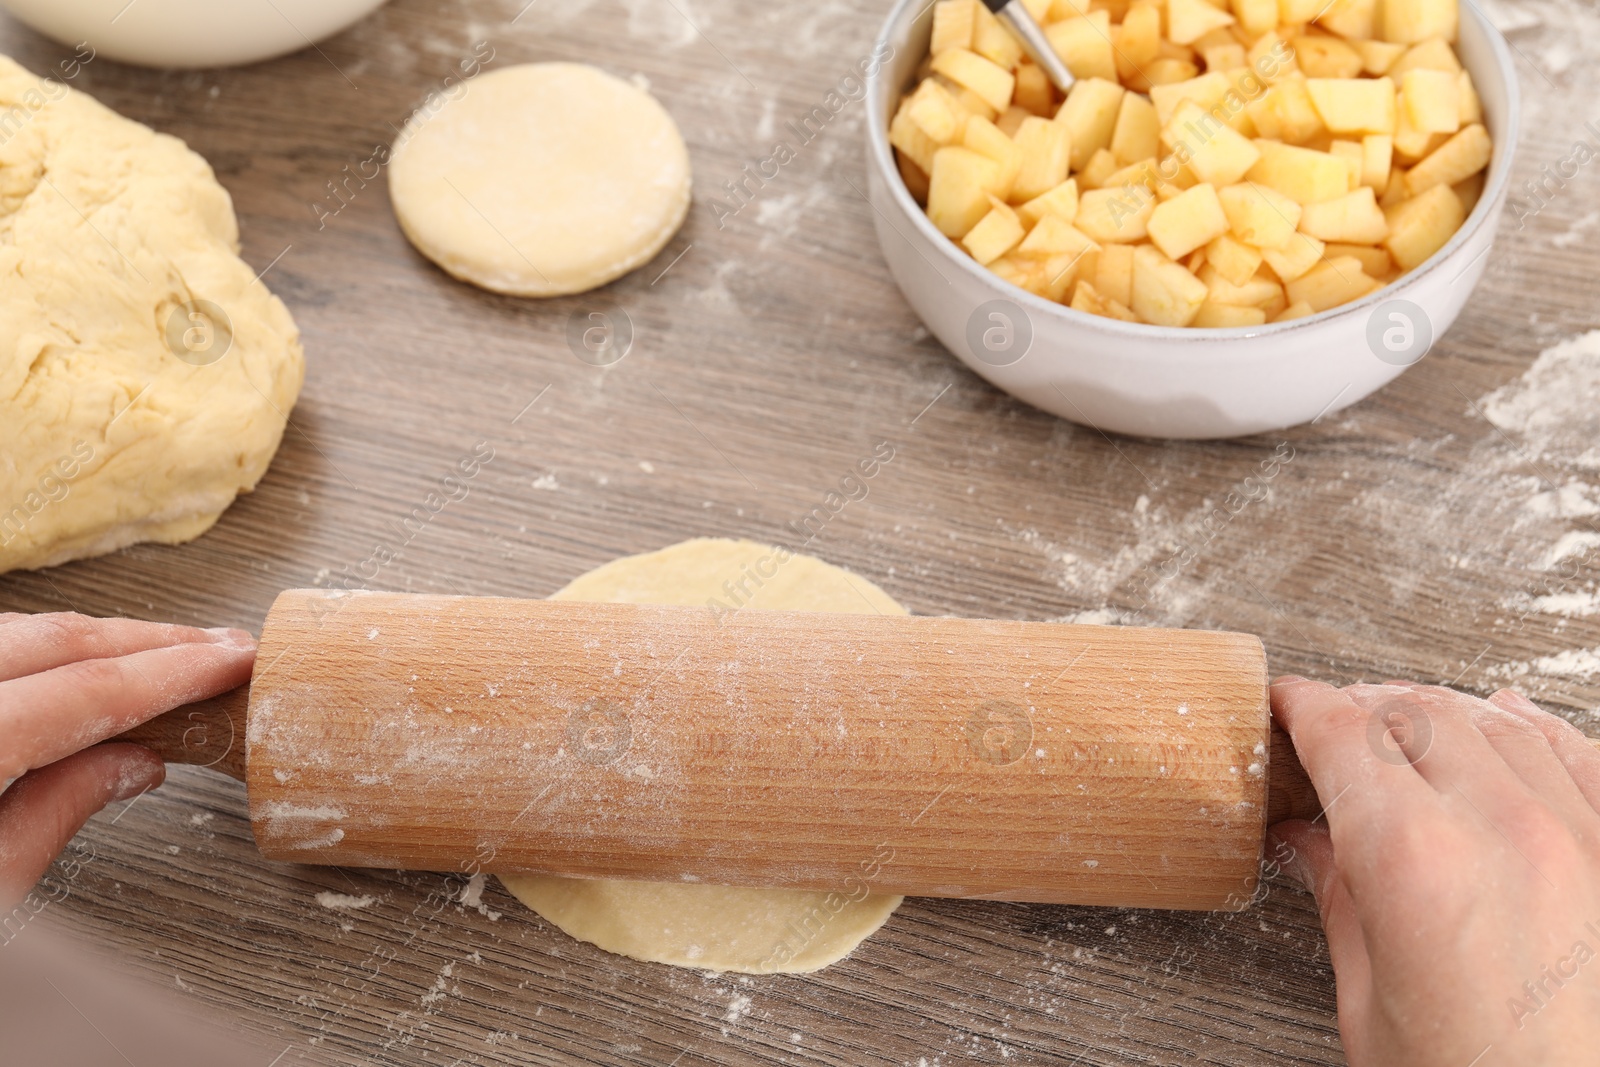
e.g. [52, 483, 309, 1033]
[499, 538, 906, 974]
[387, 62, 691, 297]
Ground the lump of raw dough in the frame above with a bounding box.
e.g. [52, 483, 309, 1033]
[500, 538, 906, 974]
[0, 56, 305, 574]
[387, 62, 691, 297]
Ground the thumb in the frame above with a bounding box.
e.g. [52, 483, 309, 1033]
[0, 744, 164, 911]
[1269, 820, 1374, 1009]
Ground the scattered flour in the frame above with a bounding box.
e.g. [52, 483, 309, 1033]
[1057, 608, 1122, 625]
[459, 872, 503, 921]
[531, 473, 559, 491]
[1481, 330, 1600, 472]
[1490, 647, 1600, 683]
[1542, 531, 1600, 569]
[316, 892, 376, 911]
[1523, 481, 1600, 520]
[1553, 211, 1600, 249]
[420, 963, 456, 1007]
[1529, 590, 1600, 617]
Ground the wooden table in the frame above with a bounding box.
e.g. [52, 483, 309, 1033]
[2, 0, 1595, 1062]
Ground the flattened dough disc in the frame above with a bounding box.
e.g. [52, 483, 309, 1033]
[500, 539, 906, 973]
[387, 62, 691, 296]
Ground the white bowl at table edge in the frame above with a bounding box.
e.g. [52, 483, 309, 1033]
[864, 0, 1521, 440]
[0, 0, 389, 69]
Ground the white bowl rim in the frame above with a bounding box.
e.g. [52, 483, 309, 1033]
[865, 0, 1522, 349]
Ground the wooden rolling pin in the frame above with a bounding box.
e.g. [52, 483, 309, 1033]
[118, 589, 1324, 911]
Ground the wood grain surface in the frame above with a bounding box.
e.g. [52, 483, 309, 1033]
[1, 0, 1597, 1063]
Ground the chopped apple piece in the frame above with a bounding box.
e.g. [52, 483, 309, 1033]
[1306, 78, 1398, 135]
[1045, 12, 1119, 83]
[1330, 140, 1365, 189]
[1286, 256, 1381, 310]
[1453, 171, 1485, 214]
[964, 115, 1022, 199]
[1247, 141, 1351, 204]
[972, 3, 1024, 70]
[1194, 301, 1268, 327]
[1389, 37, 1462, 77]
[1166, 101, 1263, 186]
[1219, 181, 1303, 249]
[1383, 181, 1465, 269]
[1206, 233, 1265, 286]
[1380, 165, 1410, 206]
[1294, 36, 1365, 79]
[1132, 246, 1210, 326]
[1273, 300, 1316, 321]
[1404, 123, 1490, 195]
[1111, 93, 1162, 164]
[932, 48, 1016, 113]
[891, 107, 941, 173]
[897, 151, 931, 205]
[941, 80, 999, 122]
[997, 105, 1031, 138]
[1018, 213, 1101, 257]
[1382, 0, 1458, 44]
[1148, 183, 1231, 259]
[1278, 0, 1324, 23]
[1203, 43, 1248, 72]
[1202, 264, 1284, 308]
[928, 146, 1004, 236]
[1093, 243, 1136, 305]
[1071, 280, 1142, 321]
[1076, 184, 1157, 241]
[1168, 0, 1235, 45]
[1014, 64, 1054, 117]
[1232, 0, 1278, 37]
[1458, 71, 1482, 125]
[1354, 39, 1406, 75]
[1012, 117, 1073, 202]
[1248, 32, 1301, 84]
[1077, 148, 1122, 189]
[1246, 78, 1327, 145]
[1391, 93, 1447, 163]
[1150, 72, 1231, 128]
[1298, 186, 1389, 243]
[1402, 69, 1461, 134]
[1114, 4, 1163, 80]
[1260, 231, 1327, 281]
[1142, 58, 1202, 88]
[963, 198, 1027, 264]
[1158, 152, 1198, 189]
[1042, 251, 1091, 299]
[930, 0, 977, 55]
[907, 79, 968, 145]
[1325, 242, 1394, 277]
[1018, 178, 1081, 226]
[1361, 134, 1393, 189]
[1056, 78, 1127, 170]
[1317, 0, 1377, 41]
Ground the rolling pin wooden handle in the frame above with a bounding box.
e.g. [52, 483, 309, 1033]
[111, 684, 249, 783]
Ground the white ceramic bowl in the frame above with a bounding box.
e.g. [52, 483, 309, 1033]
[0, 0, 389, 69]
[866, 0, 1520, 439]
